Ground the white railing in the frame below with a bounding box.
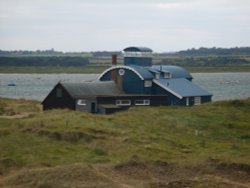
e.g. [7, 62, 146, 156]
[123, 51, 152, 58]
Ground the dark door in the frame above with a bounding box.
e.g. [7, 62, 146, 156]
[91, 102, 96, 113]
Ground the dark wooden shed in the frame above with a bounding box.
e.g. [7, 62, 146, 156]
[42, 81, 168, 114]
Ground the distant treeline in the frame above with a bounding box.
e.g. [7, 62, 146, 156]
[91, 51, 122, 57]
[0, 56, 89, 67]
[0, 49, 91, 57]
[178, 47, 250, 56]
[160, 56, 250, 66]
[0, 49, 122, 57]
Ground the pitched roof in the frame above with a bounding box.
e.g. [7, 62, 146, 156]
[151, 65, 193, 79]
[123, 46, 153, 52]
[60, 81, 123, 98]
[153, 78, 212, 99]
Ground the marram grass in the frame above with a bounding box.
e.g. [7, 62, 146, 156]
[0, 97, 249, 174]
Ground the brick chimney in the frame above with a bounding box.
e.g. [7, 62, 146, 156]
[111, 54, 117, 82]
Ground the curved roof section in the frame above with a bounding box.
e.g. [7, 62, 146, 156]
[123, 46, 153, 52]
[98, 65, 154, 81]
[61, 81, 123, 98]
[151, 65, 193, 79]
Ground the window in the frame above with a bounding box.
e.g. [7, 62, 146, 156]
[116, 100, 131, 106]
[155, 73, 160, 79]
[164, 72, 172, 79]
[56, 88, 62, 98]
[135, 99, 150, 106]
[77, 99, 86, 105]
[118, 69, 125, 76]
[186, 97, 189, 106]
[144, 80, 152, 87]
[194, 97, 201, 105]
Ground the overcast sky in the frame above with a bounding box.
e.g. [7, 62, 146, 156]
[0, 0, 250, 52]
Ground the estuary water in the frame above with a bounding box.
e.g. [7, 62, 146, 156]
[0, 73, 250, 101]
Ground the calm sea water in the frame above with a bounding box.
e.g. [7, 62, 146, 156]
[0, 73, 250, 101]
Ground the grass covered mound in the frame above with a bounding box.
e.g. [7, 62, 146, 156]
[0, 97, 249, 187]
[0, 98, 40, 116]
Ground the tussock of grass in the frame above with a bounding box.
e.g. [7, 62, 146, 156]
[4, 164, 117, 188]
[0, 97, 41, 116]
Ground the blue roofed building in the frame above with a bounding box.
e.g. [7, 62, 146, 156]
[43, 46, 212, 114]
[98, 46, 212, 107]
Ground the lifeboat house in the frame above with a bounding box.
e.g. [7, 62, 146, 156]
[42, 47, 212, 114]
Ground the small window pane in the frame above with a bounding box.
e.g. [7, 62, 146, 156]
[194, 97, 201, 105]
[144, 80, 152, 87]
[155, 73, 160, 79]
[77, 99, 86, 105]
[56, 88, 62, 98]
[116, 100, 131, 106]
[135, 99, 150, 106]
[164, 72, 172, 79]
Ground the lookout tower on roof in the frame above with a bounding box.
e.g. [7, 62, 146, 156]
[123, 46, 153, 67]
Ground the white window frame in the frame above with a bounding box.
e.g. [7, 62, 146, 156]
[186, 97, 189, 106]
[144, 80, 152, 87]
[164, 72, 172, 79]
[155, 73, 160, 79]
[116, 100, 131, 106]
[135, 99, 150, 106]
[194, 97, 201, 105]
[77, 99, 86, 105]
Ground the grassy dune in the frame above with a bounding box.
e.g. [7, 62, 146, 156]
[0, 98, 250, 187]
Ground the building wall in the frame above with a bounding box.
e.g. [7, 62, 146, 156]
[124, 57, 152, 66]
[122, 70, 146, 94]
[74, 95, 168, 114]
[75, 98, 97, 113]
[201, 96, 212, 103]
[42, 84, 75, 110]
[97, 95, 168, 107]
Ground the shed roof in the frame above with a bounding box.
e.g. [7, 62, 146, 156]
[60, 81, 123, 98]
[123, 46, 153, 52]
[153, 78, 212, 99]
[151, 65, 193, 79]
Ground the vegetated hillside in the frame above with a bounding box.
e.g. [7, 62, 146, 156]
[0, 56, 90, 67]
[157, 56, 250, 67]
[0, 98, 250, 187]
[178, 47, 250, 56]
[155, 47, 250, 68]
[0, 49, 91, 67]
